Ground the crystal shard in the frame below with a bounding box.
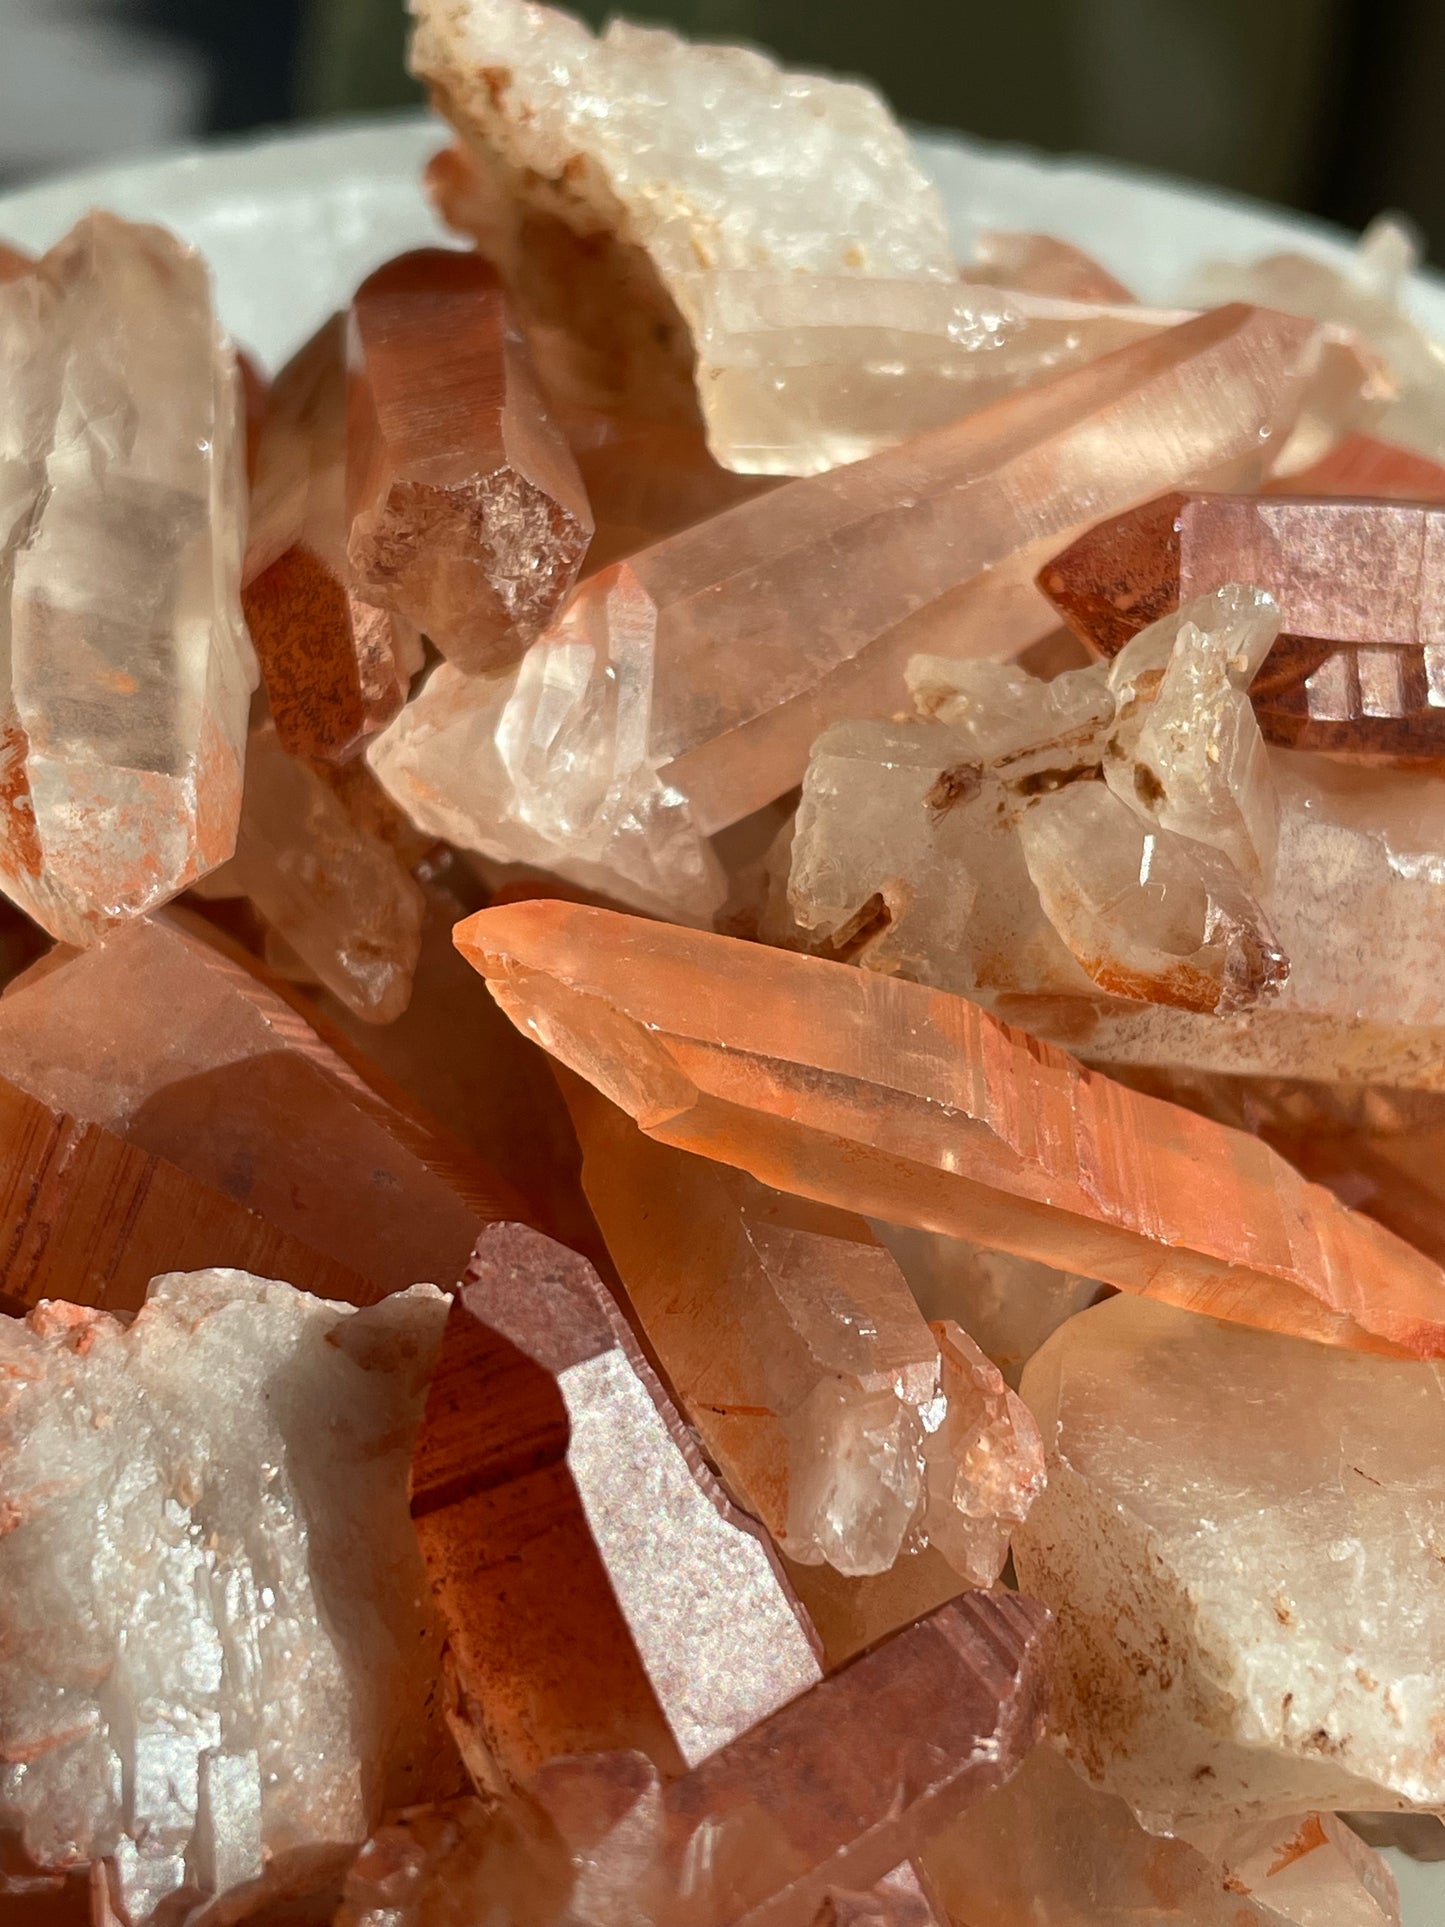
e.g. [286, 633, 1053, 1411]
[375, 306, 1324, 914]
[0, 212, 255, 944]
[0, 1270, 455, 1926]
[409, 1219, 822, 1787]
[561, 1073, 1043, 1581]
[1013, 1290, 1445, 1825]
[456, 898, 1445, 1356]
[345, 248, 592, 672]
[243, 314, 419, 762]
[0, 915, 528, 1295]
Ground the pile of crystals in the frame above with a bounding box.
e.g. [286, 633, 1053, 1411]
[8, 0, 1445, 1922]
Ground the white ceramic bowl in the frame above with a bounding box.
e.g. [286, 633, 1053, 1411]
[0, 113, 1440, 1923]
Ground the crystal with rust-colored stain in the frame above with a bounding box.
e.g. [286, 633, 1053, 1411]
[456, 897, 1445, 1357]
[346, 249, 592, 672]
[0, 212, 255, 944]
[560, 1072, 1043, 1581]
[1039, 489, 1445, 759]
[243, 314, 419, 762]
[409, 1219, 822, 1789]
[0, 915, 527, 1296]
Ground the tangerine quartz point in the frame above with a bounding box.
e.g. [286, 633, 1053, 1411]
[345, 248, 593, 672]
[454, 898, 1445, 1359]
[409, 1219, 822, 1789]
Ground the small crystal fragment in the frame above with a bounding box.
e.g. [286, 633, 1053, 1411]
[1013, 1291, 1445, 1824]
[243, 314, 420, 761]
[0, 915, 528, 1295]
[960, 230, 1136, 303]
[0, 212, 256, 943]
[456, 897, 1445, 1356]
[0, 1270, 455, 1925]
[346, 248, 592, 671]
[410, 1219, 822, 1785]
[561, 1073, 1043, 1580]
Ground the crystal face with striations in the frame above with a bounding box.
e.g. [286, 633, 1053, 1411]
[409, 1219, 822, 1788]
[0, 213, 256, 945]
[243, 313, 420, 762]
[0, 1270, 455, 1926]
[346, 248, 593, 672]
[455, 898, 1445, 1357]
[561, 1074, 1043, 1581]
[1014, 1291, 1445, 1827]
[370, 307, 1324, 916]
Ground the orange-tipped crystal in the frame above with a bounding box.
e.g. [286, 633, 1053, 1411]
[409, 1220, 821, 1787]
[346, 249, 593, 671]
[455, 899, 1445, 1358]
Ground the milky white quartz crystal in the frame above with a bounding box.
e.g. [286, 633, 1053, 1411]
[1013, 1291, 1445, 1827]
[0, 1271, 454, 1924]
[0, 213, 256, 946]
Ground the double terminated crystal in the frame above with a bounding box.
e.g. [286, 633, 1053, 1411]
[0, 213, 255, 944]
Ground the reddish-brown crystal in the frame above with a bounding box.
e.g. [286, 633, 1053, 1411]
[244, 315, 418, 762]
[0, 242, 31, 283]
[1272, 430, 1445, 501]
[456, 899, 1445, 1358]
[1040, 489, 1445, 757]
[568, 409, 776, 573]
[0, 916, 527, 1296]
[410, 1220, 821, 1789]
[346, 249, 593, 670]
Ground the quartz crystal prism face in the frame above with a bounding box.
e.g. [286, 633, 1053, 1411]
[959, 230, 1136, 303]
[456, 897, 1445, 1357]
[346, 248, 592, 671]
[210, 720, 427, 1023]
[568, 410, 777, 572]
[409, 1219, 822, 1788]
[243, 314, 421, 762]
[0, 1271, 456, 1927]
[0, 915, 528, 1296]
[1039, 489, 1445, 759]
[560, 1073, 1043, 1581]
[920, 1741, 1398, 1927]
[1187, 215, 1445, 463]
[373, 307, 1325, 918]
[1014, 1292, 1445, 1827]
[0, 212, 256, 945]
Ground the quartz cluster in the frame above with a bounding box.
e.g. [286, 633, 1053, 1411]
[6, 0, 1445, 1922]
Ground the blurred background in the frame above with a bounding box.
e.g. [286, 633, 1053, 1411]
[3, 0, 1444, 260]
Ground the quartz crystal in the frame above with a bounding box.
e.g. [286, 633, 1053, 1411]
[1039, 489, 1445, 758]
[243, 314, 420, 762]
[0, 212, 255, 944]
[0, 915, 528, 1295]
[0, 1068, 372, 1315]
[346, 248, 592, 671]
[1187, 215, 1445, 463]
[0, 1270, 455, 1925]
[1013, 1291, 1445, 1825]
[208, 720, 427, 1023]
[813, 1863, 945, 1927]
[456, 897, 1445, 1356]
[410, 1219, 822, 1787]
[0, 244, 30, 282]
[561, 1072, 1043, 1580]
[959, 230, 1135, 303]
[372, 306, 1324, 915]
[569, 411, 775, 572]
[1271, 430, 1445, 501]
[921, 1741, 1398, 1927]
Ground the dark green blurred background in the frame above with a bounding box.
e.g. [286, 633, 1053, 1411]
[10, 1, 1445, 260]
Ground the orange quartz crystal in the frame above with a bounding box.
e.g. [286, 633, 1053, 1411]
[0, 916, 528, 1297]
[959, 231, 1135, 304]
[346, 249, 593, 671]
[1038, 489, 1445, 758]
[0, 242, 32, 282]
[243, 314, 420, 761]
[1271, 429, 1445, 500]
[409, 1220, 822, 1790]
[456, 898, 1445, 1358]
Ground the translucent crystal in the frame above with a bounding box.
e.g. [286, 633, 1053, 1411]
[0, 1271, 455, 1925]
[410, 1220, 822, 1786]
[0, 244, 30, 283]
[0, 212, 256, 944]
[346, 249, 592, 672]
[1272, 430, 1445, 501]
[1014, 1291, 1445, 1825]
[960, 230, 1136, 303]
[455, 898, 1445, 1356]
[561, 1072, 1043, 1580]
[242, 313, 420, 762]
[568, 409, 775, 571]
